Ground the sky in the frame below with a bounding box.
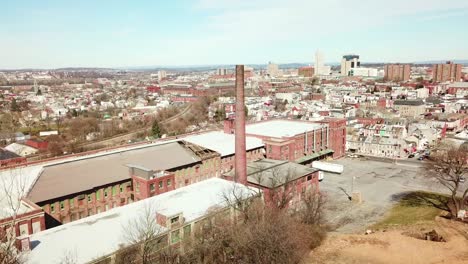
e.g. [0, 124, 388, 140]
[1, 0, 468, 69]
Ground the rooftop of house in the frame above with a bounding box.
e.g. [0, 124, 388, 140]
[245, 120, 324, 138]
[26, 178, 258, 264]
[27, 141, 209, 203]
[182, 131, 264, 157]
[225, 159, 318, 189]
[0, 148, 22, 160]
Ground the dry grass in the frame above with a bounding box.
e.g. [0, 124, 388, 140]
[371, 191, 443, 230]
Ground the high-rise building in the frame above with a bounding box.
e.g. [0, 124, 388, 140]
[266, 62, 279, 77]
[314, 50, 331, 76]
[341, 55, 360, 76]
[432, 61, 462, 82]
[384, 64, 411, 81]
[158, 70, 167, 81]
[216, 68, 228, 75]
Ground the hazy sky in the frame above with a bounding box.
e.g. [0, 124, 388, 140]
[2, 0, 468, 69]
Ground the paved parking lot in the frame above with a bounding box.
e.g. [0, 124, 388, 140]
[319, 157, 451, 233]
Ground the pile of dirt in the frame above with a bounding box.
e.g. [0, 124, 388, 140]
[306, 218, 468, 264]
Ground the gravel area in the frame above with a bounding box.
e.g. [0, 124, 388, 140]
[319, 157, 446, 233]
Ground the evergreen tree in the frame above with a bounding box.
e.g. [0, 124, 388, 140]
[151, 121, 161, 138]
[10, 98, 19, 112]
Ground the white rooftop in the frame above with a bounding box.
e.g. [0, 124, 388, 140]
[246, 120, 324, 138]
[26, 178, 258, 264]
[182, 131, 264, 156]
[0, 166, 44, 219]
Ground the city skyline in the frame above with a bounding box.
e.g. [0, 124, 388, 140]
[2, 0, 468, 69]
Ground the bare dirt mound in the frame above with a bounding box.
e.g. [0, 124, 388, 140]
[307, 218, 468, 264]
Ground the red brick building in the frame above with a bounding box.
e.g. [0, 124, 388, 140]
[243, 119, 346, 163]
[25, 139, 48, 151]
[224, 159, 320, 208]
[432, 61, 462, 82]
[298, 66, 315, 77]
[0, 198, 47, 239]
[384, 64, 411, 82]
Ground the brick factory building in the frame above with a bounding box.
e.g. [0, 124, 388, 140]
[224, 159, 320, 208]
[27, 141, 223, 224]
[238, 119, 346, 162]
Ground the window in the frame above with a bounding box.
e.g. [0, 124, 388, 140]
[307, 175, 312, 181]
[19, 224, 28, 236]
[171, 216, 179, 224]
[88, 209, 93, 216]
[104, 189, 108, 197]
[96, 190, 101, 200]
[158, 181, 163, 189]
[185, 179, 189, 185]
[105, 204, 109, 211]
[167, 179, 172, 187]
[60, 201, 65, 210]
[120, 184, 125, 193]
[50, 204, 55, 213]
[183, 225, 191, 238]
[97, 207, 102, 214]
[171, 230, 180, 244]
[112, 185, 117, 196]
[87, 194, 92, 202]
[69, 198, 74, 208]
[32, 221, 41, 234]
[150, 183, 155, 192]
[112, 202, 117, 208]
[135, 182, 140, 194]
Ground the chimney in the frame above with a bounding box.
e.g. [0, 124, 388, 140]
[235, 65, 247, 185]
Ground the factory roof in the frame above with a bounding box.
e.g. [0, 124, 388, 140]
[27, 141, 203, 203]
[182, 131, 264, 157]
[225, 159, 318, 189]
[26, 178, 258, 264]
[246, 120, 324, 138]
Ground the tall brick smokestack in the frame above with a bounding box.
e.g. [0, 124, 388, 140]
[235, 65, 247, 185]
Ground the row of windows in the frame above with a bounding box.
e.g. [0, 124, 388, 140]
[149, 179, 172, 193]
[48, 184, 129, 213]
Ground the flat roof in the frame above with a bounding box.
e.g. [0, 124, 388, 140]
[28, 141, 202, 203]
[182, 131, 264, 156]
[246, 120, 324, 138]
[0, 166, 44, 219]
[225, 159, 318, 189]
[26, 178, 258, 264]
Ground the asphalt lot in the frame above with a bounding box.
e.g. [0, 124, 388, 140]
[319, 157, 456, 233]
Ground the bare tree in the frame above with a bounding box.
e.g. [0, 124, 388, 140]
[182, 198, 324, 264]
[121, 204, 166, 264]
[299, 186, 326, 226]
[425, 142, 468, 218]
[58, 249, 78, 264]
[0, 168, 29, 264]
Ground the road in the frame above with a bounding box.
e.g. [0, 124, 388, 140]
[319, 157, 458, 233]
